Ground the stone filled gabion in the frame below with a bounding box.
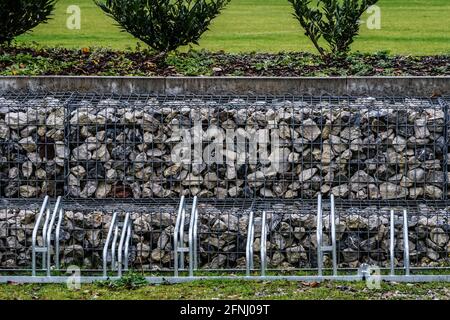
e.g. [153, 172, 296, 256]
[0, 97, 67, 198]
[1, 205, 449, 270]
[0, 96, 448, 199]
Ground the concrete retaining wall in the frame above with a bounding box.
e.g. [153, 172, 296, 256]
[0, 76, 449, 96]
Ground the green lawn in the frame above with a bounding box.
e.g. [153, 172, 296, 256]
[1, 280, 450, 300]
[15, 0, 450, 55]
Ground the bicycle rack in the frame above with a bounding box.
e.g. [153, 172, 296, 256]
[1, 194, 448, 284]
[317, 194, 337, 276]
[246, 210, 255, 276]
[390, 209, 410, 276]
[102, 212, 133, 277]
[31, 196, 64, 276]
[246, 209, 268, 276]
[174, 195, 199, 277]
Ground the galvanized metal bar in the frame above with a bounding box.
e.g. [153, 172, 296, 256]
[174, 196, 185, 277]
[179, 199, 187, 270]
[403, 209, 410, 276]
[317, 194, 323, 276]
[246, 211, 255, 276]
[261, 211, 268, 277]
[54, 206, 65, 270]
[249, 214, 255, 271]
[193, 206, 199, 271]
[102, 212, 118, 278]
[117, 212, 131, 277]
[188, 196, 198, 277]
[124, 222, 132, 271]
[110, 224, 120, 271]
[390, 209, 395, 276]
[330, 194, 337, 276]
[31, 196, 49, 276]
[46, 196, 62, 277]
[41, 207, 51, 269]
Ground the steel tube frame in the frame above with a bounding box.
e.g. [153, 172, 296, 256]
[124, 222, 132, 271]
[102, 212, 118, 277]
[188, 196, 198, 276]
[179, 199, 187, 270]
[31, 196, 49, 277]
[390, 209, 395, 276]
[46, 196, 62, 277]
[54, 205, 65, 270]
[111, 225, 120, 271]
[246, 211, 255, 276]
[330, 194, 337, 276]
[261, 211, 268, 276]
[174, 196, 185, 277]
[117, 212, 131, 277]
[403, 209, 410, 276]
[317, 194, 323, 276]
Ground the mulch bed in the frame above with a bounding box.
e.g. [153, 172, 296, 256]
[0, 46, 449, 77]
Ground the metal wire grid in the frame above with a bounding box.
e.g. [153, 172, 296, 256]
[1, 198, 449, 274]
[61, 94, 450, 201]
[0, 92, 71, 199]
[0, 92, 449, 276]
[1, 91, 448, 201]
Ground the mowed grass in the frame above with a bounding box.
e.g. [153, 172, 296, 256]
[1, 280, 450, 300]
[15, 0, 450, 55]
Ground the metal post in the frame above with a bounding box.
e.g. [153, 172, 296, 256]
[390, 209, 395, 276]
[41, 208, 51, 269]
[124, 222, 132, 271]
[46, 196, 62, 277]
[174, 196, 185, 277]
[330, 194, 337, 276]
[317, 194, 323, 276]
[111, 224, 120, 271]
[261, 211, 267, 277]
[179, 201, 187, 270]
[188, 196, 198, 277]
[117, 212, 131, 277]
[102, 212, 118, 278]
[55, 206, 65, 270]
[32, 196, 49, 276]
[193, 206, 199, 271]
[246, 211, 255, 276]
[403, 209, 410, 276]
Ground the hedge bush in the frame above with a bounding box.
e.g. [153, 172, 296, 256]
[0, 0, 56, 45]
[96, 0, 230, 55]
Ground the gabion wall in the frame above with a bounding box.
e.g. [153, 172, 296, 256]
[1, 93, 449, 272]
[0, 94, 448, 200]
[1, 201, 449, 270]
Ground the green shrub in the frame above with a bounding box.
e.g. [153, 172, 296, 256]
[288, 0, 379, 57]
[0, 0, 56, 45]
[95, 0, 230, 55]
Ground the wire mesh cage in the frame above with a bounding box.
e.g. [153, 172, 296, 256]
[1, 198, 449, 275]
[0, 91, 449, 281]
[0, 92, 448, 201]
[0, 93, 71, 199]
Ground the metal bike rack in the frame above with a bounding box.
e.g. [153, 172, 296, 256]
[102, 212, 133, 278]
[1, 195, 450, 283]
[245, 209, 268, 276]
[174, 196, 199, 277]
[246, 210, 255, 276]
[260, 210, 268, 277]
[390, 209, 411, 276]
[31, 196, 64, 277]
[317, 194, 337, 276]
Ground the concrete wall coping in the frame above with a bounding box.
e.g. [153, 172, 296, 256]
[0, 76, 449, 96]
